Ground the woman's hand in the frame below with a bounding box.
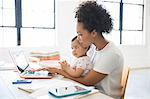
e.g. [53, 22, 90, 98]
[43, 67, 59, 74]
[31, 67, 59, 74]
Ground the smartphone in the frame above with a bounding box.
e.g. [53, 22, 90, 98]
[49, 85, 91, 98]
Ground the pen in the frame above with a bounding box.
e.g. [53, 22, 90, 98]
[65, 87, 67, 90]
[12, 80, 32, 84]
[56, 88, 57, 93]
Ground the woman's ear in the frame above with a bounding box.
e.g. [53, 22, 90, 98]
[91, 30, 97, 38]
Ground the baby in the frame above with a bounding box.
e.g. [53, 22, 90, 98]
[59, 36, 93, 77]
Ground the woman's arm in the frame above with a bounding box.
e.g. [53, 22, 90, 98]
[57, 69, 107, 86]
[42, 67, 107, 86]
[65, 67, 84, 78]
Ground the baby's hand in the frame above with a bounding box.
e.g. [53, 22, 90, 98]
[59, 60, 70, 71]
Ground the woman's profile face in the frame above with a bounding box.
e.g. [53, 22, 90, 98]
[76, 22, 92, 48]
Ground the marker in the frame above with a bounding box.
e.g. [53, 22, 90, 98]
[56, 88, 57, 93]
[12, 80, 32, 84]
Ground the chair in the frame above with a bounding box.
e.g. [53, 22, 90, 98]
[121, 66, 130, 99]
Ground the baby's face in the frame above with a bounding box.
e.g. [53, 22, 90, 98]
[71, 39, 87, 58]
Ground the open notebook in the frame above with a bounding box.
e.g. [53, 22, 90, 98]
[9, 50, 52, 79]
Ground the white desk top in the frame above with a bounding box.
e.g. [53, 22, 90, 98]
[0, 70, 113, 99]
[124, 67, 150, 99]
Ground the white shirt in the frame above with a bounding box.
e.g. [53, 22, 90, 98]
[72, 56, 93, 76]
[87, 44, 96, 62]
[93, 42, 124, 99]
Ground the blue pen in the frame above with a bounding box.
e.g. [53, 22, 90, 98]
[12, 80, 32, 84]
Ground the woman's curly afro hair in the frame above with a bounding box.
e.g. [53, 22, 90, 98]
[75, 1, 113, 35]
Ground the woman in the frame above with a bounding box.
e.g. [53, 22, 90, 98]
[44, 1, 124, 98]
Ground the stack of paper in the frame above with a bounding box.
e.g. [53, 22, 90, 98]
[30, 51, 60, 62]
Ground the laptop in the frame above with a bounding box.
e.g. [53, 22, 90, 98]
[9, 50, 52, 79]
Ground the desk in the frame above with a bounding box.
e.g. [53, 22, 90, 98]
[124, 67, 150, 99]
[0, 70, 113, 99]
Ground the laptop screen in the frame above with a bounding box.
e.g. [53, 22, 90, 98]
[10, 50, 29, 72]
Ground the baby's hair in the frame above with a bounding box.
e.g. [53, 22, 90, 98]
[71, 36, 90, 51]
[71, 36, 77, 42]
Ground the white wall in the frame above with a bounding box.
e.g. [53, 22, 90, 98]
[119, 0, 150, 68]
[56, 0, 150, 68]
[56, 0, 78, 57]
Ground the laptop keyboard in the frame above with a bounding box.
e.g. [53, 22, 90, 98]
[22, 71, 49, 76]
[26, 71, 35, 74]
